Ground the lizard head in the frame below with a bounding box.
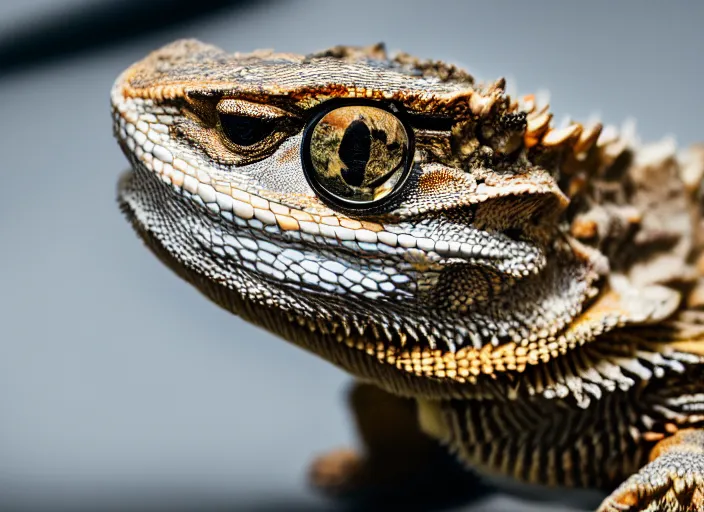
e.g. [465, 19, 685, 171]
[115, 40, 680, 396]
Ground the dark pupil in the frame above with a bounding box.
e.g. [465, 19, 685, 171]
[338, 120, 371, 187]
[219, 114, 274, 146]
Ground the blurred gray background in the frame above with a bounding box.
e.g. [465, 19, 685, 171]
[1, 1, 702, 511]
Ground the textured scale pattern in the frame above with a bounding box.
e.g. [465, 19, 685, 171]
[113, 40, 704, 511]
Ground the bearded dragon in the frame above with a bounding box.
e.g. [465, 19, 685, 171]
[112, 39, 704, 511]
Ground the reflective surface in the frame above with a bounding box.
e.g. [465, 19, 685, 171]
[305, 104, 411, 206]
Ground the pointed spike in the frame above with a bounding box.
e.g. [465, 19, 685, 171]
[525, 112, 552, 147]
[354, 319, 366, 336]
[469, 331, 482, 349]
[399, 332, 408, 347]
[574, 122, 603, 155]
[406, 324, 419, 343]
[370, 323, 380, 340]
[492, 77, 506, 93]
[381, 324, 394, 343]
[521, 94, 536, 114]
[597, 124, 620, 147]
[469, 92, 497, 116]
[542, 123, 582, 147]
[527, 102, 551, 120]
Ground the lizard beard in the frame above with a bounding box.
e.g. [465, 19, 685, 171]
[119, 162, 610, 359]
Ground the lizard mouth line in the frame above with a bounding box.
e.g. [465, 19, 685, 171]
[117, 148, 540, 271]
[119, 150, 544, 280]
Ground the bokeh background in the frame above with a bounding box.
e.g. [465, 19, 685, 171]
[1, 1, 703, 510]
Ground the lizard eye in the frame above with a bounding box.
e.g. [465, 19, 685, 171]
[213, 99, 300, 162]
[301, 104, 413, 209]
[219, 114, 276, 147]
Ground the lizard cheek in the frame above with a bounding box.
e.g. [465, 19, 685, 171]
[301, 104, 413, 209]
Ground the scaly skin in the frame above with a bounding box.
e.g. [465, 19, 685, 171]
[113, 40, 704, 511]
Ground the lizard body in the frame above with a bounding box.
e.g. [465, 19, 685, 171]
[113, 40, 704, 511]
